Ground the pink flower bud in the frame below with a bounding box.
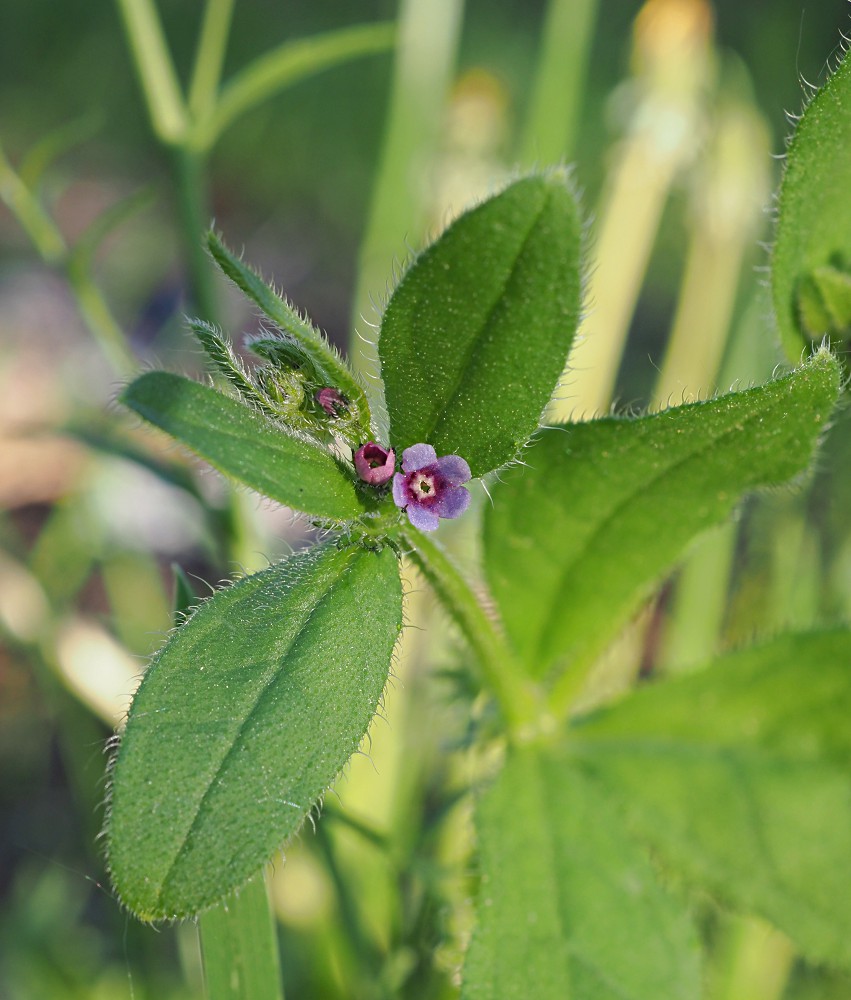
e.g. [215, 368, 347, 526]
[315, 387, 347, 416]
[354, 442, 396, 486]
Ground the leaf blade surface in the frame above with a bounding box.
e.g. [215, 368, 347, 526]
[463, 747, 700, 1000]
[773, 48, 851, 360]
[570, 628, 851, 967]
[122, 371, 369, 521]
[378, 172, 583, 477]
[107, 543, 402, 920]
[484, 351, 839, 680]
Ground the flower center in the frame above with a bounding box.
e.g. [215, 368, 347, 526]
[412, 472, 434, 496]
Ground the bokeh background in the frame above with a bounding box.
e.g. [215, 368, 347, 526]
[2, 2, 850, 997]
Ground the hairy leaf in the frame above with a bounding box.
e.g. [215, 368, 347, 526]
[207, 233, 372, 441]
[378, 172, 583, 477]
[570, 628, 851, 967]
[107, 544, 402, 920]
[772, 47, 851, 360]
[484, 350, 839, 682]
[463, 748, 700, 1000]
[121, 371, 370, 522]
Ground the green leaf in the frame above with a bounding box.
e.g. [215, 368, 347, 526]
[121, 371, 370, 522]
[378, 172, 583, 478]
[772, 47, 851, 360]
[463, 747, 700, 1000]
[188, 318, 276, 415]
[196, 22, 395, 149]
[796, 264, 851, 341]
[483, 350, 840, 685]
[570, 628, 851, 968]
[207, 232, 373, 442]
[107, 543, 403, 920]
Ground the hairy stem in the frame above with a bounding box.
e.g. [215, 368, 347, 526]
[399, 528, 539, 735]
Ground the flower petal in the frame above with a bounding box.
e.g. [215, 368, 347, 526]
[434, 484, 471, 519]
[406, 503, 440, 532]
[392, 472, 409, 509]
[401, 443, 437, 474]
[434, 454, 471, 486]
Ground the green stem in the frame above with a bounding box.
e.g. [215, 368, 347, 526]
[173, 147, 218, 322]
[519, 0, 599, 165]
[0, 143, 65, 262]
[399, 529, 539, 735]
[314, 822, 385, 991]
[350, 0, 463, 385]
[114, 0, 187, 144]
[1, 141, 136, 375]
[189, 0, 236, 121]
[198, 871, 283, 1000]
[196, 22, 396, 151]
[68, 266, 137, 375]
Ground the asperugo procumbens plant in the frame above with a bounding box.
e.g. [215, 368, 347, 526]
[106, 45, 851, 990]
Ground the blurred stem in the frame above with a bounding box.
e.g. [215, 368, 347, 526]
[198, 872, 284, 1000]
[351, 0, 463, 385]
[658, 523, 736, 671]
[0, 143, 65, 261]
[198, 23, 396, 151]
[519, 0, 599, 164]
[314, 822, 386, 993]
[115, 0, 187, 144]
[189, 0, 236, 121]
[68, 266, 137, 374]
[709, 915, 794, 1000]
[0, 141, 136, 374]
[551, 0, 712, 419]
[554, 132, 683, 418]
[173, 146, 218, 322]
[400, 529, 539, 735]
[653, 232, 746, 405]
[652, 100, 770, 407]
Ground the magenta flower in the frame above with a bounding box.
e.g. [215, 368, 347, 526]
[392, 444, 471, 531]
[315, 387, 347, 416]
[354, 442, 396, 485]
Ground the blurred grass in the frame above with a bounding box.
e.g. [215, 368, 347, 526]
[2, 1, 851, 997]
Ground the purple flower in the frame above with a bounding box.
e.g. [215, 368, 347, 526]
[354, 442, 396, 485]
[315, 387, 347, 416]
[392, 444, 471, 531]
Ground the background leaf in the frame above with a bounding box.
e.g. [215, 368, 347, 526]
[463, 747, 700, 1000]
[570, 628, 851, 968]
[122, 371, 371, 522]
[378, 172, 583, 477]
[772, 47, 851, 360]
[107, 543, 402, 920]
[483, 350, 840, 682]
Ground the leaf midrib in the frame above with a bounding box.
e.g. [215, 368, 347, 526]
[426, 190, 552, 459]
[153, 546, 361, 910]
